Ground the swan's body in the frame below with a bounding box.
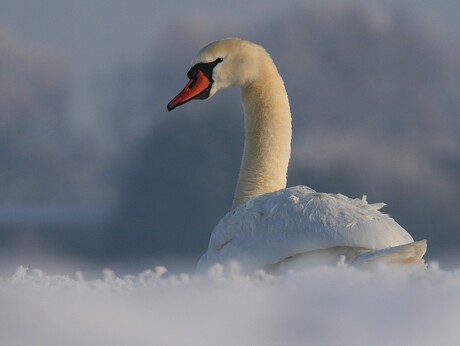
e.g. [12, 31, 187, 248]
[168, 38, 427, 273]
[197, 186, 426, 273]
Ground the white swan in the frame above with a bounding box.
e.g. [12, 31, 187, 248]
[168, 38, 427, 273]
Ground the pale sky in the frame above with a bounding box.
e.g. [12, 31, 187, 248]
[0, 0, 458, 128]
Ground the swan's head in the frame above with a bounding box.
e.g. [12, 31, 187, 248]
[167, 38, 266, 111]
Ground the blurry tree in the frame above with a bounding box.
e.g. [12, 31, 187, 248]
[0, 33, 111, 204]
[111, 100, 243, 259]
[0, 33, 115, 260]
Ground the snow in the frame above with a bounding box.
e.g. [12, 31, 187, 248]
[1, 262, 460, 346]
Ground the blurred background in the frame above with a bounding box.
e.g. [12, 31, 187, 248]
[0, 0, 459, 273]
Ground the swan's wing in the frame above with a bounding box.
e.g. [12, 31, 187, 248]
[197, 186, 415, 273]
[353, 240, 427, 266]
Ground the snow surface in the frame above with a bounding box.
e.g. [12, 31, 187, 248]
[1, 262, 460, 346]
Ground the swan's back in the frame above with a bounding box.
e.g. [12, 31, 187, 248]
[197, 186, 416, 273]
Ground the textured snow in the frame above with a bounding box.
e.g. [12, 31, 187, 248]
[1, 262, 460, 346]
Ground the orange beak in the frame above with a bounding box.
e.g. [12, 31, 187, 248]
[167, 70, 211, 111]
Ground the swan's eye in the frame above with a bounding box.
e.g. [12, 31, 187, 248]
[187, 58, 224, 82]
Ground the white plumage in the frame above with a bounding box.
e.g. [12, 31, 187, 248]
[197, 186, 425, 273]
[168, 38, 427, 273]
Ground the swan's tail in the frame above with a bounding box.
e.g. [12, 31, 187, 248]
[352, 240, 427, 268]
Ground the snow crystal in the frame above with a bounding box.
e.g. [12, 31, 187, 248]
[1, 262, 460, 346]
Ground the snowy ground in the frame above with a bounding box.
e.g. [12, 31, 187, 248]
[1, 262, 460, 346]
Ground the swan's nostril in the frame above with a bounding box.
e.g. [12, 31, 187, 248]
[167, 70, 212, 111]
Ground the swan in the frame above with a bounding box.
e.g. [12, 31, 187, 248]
[167, 38, 427, 273]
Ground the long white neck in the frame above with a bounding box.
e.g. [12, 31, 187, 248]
[232, 60, 292, 208]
